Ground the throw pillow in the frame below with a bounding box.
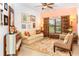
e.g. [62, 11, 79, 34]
[59, 34, 66, 40]
[24, 31, 30, 36]
[24, 32, 27, 36]
[63, 33, 70, 44]
[36, 30, 41, 34]
[27, 32, 30, 36]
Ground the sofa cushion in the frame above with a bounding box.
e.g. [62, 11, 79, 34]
[27, 35, 36, 40]
[27, 33, 43, 40]
[35, 33, 43, 37]
[29, 29, 36, 36]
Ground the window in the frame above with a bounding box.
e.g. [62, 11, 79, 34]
[49, 18, 55, 33]
[49, 17, 61, 33]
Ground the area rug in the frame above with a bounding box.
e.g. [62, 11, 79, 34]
[22, 37, 69, 56]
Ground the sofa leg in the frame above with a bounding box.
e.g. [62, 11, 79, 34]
[69, 51, 72, 56]
[54, 46, 55, 52]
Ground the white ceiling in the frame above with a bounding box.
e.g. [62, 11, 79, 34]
[15, 3, 79, 8]
[14, 3, 79, 12]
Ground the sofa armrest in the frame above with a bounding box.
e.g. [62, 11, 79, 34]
[16, 39, 22, 50]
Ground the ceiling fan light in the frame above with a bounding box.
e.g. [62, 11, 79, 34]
[43, 6, 47, 8]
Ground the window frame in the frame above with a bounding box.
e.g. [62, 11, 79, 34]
[49, 17, 62, 34]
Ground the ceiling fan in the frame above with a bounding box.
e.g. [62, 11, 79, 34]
[41, 3, 54, 10]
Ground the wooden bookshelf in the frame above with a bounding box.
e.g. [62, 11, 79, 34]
[61, 16, 70, 33]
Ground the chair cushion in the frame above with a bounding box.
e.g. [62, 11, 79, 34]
[54, 40, 70, 50]
[63, 33, 71, 44]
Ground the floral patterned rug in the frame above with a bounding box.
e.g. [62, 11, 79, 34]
[22, 37, 69, 56]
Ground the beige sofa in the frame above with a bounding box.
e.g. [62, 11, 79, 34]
[21, 29, 44, 44]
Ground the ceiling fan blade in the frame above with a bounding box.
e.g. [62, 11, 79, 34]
[35, 5, 42, 7]
[47, 5, 53, 9]
[48, 3, 54, 5]
[42, 3, 47, 6]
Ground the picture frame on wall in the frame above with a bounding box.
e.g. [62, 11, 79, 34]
[30, 15, 36, 22]
[27, 23, 31, 29]
[21, 13, 30, 23]
[4, 15, 8, 25]
[0, 9, 3, 25]
[22, 23, 26, 29]
[4, 3, 8, 11]
[33, 23, 35, 28]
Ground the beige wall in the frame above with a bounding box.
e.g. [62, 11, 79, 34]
[40, 7, 77, 33]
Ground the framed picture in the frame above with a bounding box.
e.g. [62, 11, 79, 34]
[30, 15, 36, 22]
[33, 23, 35, 28]
[21, 13, 29, 23]
[4, 3, 8, 11]
[4, 15, 8, 25]
[0, 9, 3, 25]
[22, 23, 26, 29]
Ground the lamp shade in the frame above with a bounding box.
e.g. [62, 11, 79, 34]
[68, 26, 72, 32]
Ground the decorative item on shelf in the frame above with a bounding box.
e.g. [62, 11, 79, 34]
[4, 3, 8, 11]
[9, 25, 15, 34]
[4, 15, 8, 25]
[14, 26, 17, 33]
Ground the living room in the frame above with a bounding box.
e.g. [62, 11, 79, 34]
[0, 3, 79, 56]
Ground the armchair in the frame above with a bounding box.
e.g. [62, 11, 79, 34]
[54, 33, 73, 56]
